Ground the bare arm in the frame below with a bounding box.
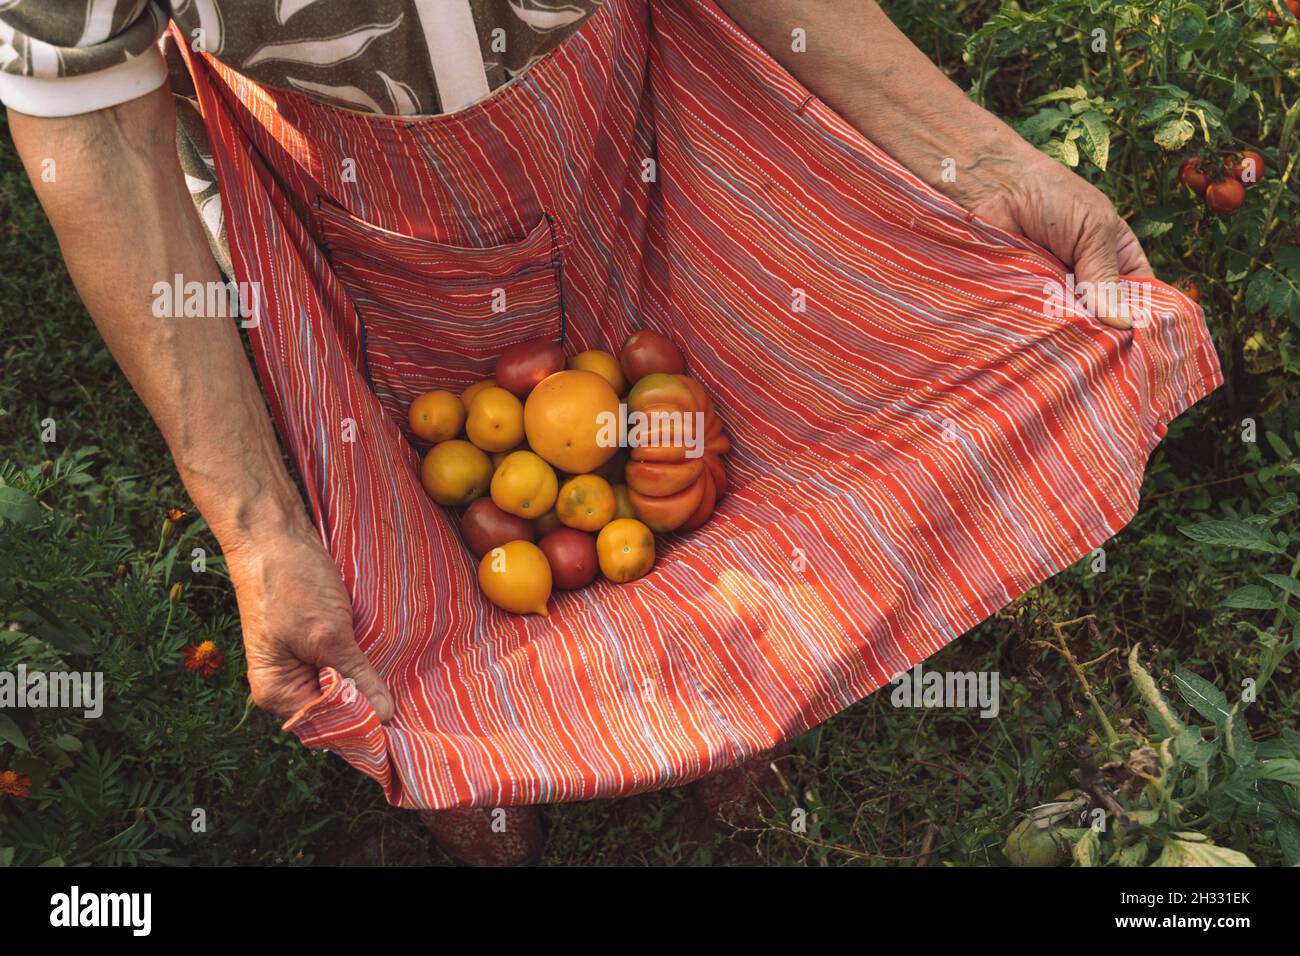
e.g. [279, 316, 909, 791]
[716, 0, 1151, 327]
[8, 85, 393, 720]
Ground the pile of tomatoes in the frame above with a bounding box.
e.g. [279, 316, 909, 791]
[1178, 149, 1267, 215]
[407, 330, 730, 616]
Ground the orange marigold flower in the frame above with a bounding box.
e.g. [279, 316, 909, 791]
[161, 508, 190, 542]
[182, 640, 224, 678]
[0, 769, 32, 800]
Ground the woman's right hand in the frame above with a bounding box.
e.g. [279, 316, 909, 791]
[226, 526, 395, 722]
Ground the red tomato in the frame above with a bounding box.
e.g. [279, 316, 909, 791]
[1173, 277, 1201, 304]
[461, 498, 535, 558]
[1178, 157, 1212, 195]
[1205, 178, 1246, 215]
[1288, 0, 1300, 17]
[495, 338, 565, 398]
[620, 330, 686, 385]
[537, 528, 599, 589]
[1224, 151, 1265, 186]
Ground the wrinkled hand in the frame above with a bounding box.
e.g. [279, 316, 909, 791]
[226, 527, 394, 722]
[956, 152, 1154, 330]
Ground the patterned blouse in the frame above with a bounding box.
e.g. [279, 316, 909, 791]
[0, 1, 604, 271]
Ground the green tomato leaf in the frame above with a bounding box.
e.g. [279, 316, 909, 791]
[1222, 584, 1276, 610]
[0, 485, 42, 528]
[1077, 110, 1111, 171]
[1253, 759, 1300, 788]
[0, 713, 30, 753]
[1261, 574, 1300, 603]
[1152, 837, 1255, 867]
[1172, 667, 1231, 725]
[1154, 117, 1195, 151]
[1178, 519, 1284, 554]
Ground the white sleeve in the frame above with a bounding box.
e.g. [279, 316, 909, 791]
[0, 1, 169, 117]
[0, 45, 167, 117]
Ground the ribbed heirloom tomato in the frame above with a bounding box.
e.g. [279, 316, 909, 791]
[623, 372, 729, 532]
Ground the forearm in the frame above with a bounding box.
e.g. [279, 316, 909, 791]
[8, 86, 311, 553]
[716, 0, 1049, 203]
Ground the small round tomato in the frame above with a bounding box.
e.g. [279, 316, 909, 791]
[1205, 177, 1246, 215]
[1288, 0, 1300, 17]
[620, 330, 686, 384]
[1178, 157, 1212, 195]
[537, 528, 599, 590]
[1173, 277, 1201, 304]
[461, 498, 535, 559]
[596, 518, 656, 583]
[495, 338, 565, 398]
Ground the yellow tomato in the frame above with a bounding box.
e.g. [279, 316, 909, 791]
[421, 439, 493, 506]
[569, 349, 627, 396]
[478, 540, 552, 616]
[490, 450, 558, 519]
[460, 377, 498, 413]
[523, 370, 620, 473]
[467, 386, 525, 452]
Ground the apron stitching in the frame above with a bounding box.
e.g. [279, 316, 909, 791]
[545, 211, 568, 347]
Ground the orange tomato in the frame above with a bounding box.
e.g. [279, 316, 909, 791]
[523, 369, 621, 473]
[555, 474, 616, 532]
[408, 390, 465, 443]
[596, 518, 656, 583]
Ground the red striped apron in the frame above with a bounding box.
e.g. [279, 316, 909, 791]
[177, 0, 1221, 809]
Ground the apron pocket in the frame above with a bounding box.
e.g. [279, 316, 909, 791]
[313, 196, 566, 426]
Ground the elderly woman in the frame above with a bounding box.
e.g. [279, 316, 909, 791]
[3, 0, 1207, 865]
